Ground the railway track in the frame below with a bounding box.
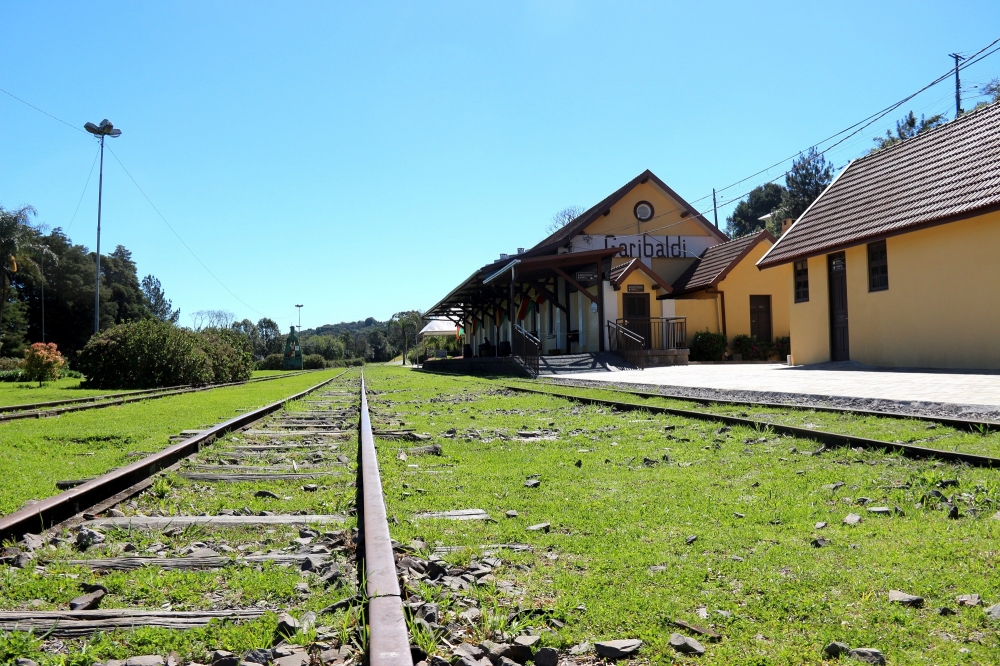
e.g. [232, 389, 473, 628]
[533, 377, 999, 430]
[506, 383, 1000, 468]
[0, 369, 415, 666]
[0, 369, 320, 423]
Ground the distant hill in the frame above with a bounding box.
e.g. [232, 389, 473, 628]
[301, 317, 384, 337]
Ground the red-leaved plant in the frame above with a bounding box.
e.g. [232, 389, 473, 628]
[23, 342, 66, 386]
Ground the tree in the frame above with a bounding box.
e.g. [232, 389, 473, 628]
[726, 183, 787, 238]
[142, 275, 180, 323]
[190, 309, 235, 331]
[256, 317, 282, 358]
[22, 342, 65, 385]
[0, 206, 52, 355]
[773, 148, 835, 222]
[871, 111, 947, 152]
[103, 245, 152, 324]
[545, 206, 585, 236]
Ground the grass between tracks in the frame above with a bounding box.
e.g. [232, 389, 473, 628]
[528, 379, 1000, 458]
[0, 375, 362, 664]
[368, 365, 1000, 665]
[0, 369, 344, 516]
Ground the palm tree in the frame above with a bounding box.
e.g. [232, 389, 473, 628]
[0, 206, 53, 353]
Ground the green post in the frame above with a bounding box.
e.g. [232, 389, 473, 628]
[283, 326, 303, 370]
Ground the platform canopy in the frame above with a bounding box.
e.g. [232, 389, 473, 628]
[418, 318, 459, 338]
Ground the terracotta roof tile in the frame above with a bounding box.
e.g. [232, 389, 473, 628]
[759, 101, 1000, 267]
[671, 231, 773, 294]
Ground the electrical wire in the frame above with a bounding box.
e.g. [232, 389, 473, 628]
[583, 35, 1000, 238]
[65, 146, 100, 232]
[105, 146, 269, 318]
[0, 86, 273, 319]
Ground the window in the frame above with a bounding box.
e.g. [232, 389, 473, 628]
[868, 240, 888, 291]
[794, 260, 809, 302]
[547, 300, 554, 336]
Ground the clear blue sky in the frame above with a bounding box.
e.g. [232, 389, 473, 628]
[2, 2, 997, 331]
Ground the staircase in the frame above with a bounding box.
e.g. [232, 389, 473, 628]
[537, 352, 638, 376]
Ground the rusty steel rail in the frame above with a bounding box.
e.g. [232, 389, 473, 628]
[534, 378, 999, 431]
[0, 370, 320, 422]
[0, 372, 345, 543]
[357, 373, 413, 666]
[507, 384, 1000, 468]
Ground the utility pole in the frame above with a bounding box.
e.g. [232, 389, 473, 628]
[949, 53, 965, 117]
[84, 120, 122, 335]
[712, 188, 719, 229]
[40, 256, 45, 343]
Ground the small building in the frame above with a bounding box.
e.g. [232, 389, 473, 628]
[757, 101, 1000, 369]
[671, 230, 789, 346]
[426, 169, 792, 371]
[283, 326, 303, 370]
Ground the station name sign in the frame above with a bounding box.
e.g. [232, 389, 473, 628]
[570, 233, 713, 262]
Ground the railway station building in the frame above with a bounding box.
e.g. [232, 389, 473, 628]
[757, 100, 1000, 369]
[426, 169, 792, 370]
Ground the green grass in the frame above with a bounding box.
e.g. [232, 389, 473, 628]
[0, 369, 345, 515]
[526, 379, 1000, 458]
[368, 365, 1000, 665]
[0, 377, 129, 408]
[0, 374, 362, 665]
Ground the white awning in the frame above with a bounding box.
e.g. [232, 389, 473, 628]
[419, 318, 458, 338]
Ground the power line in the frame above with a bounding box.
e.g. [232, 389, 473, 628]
[65, 146, 100, 231]
[105, 146, 269, 318]
[587, 35, 1000, 238]
[0, 87, 86, 135]
[0, 86, 272, 319]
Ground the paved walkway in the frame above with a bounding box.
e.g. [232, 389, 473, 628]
[563, 362, 1000, 408]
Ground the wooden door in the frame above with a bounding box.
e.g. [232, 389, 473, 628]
[749, 295, 772, 342]
[828, 252, 850, 361]
[622, 294, 651, 348]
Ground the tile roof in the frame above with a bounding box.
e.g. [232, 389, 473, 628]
[759, 101, 1000, 268]
[671, 230, 774, 294]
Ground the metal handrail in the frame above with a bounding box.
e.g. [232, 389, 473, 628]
[615, 316, 687, 350]
[607, 321, 645, 370]
[512, 324, 541, 377]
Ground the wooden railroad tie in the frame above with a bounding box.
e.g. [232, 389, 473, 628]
[0, 610, 266, 637]
[83, 514, 345, 530]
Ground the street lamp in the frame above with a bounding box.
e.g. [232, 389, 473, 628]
[295, 304, 303, 332]
[84, 119, 122, 334]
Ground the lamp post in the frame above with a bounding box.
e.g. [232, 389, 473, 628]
[84, 119, 122, 335]
[295, 304, 303, 332]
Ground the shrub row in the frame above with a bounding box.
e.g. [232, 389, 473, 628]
[255, 354, 365, 371]
[77, 320, 253, 389]
[689, 330, 791, 362]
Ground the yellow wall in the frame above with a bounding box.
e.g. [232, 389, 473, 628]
[581, 181, 718, 238]
[615, 269, 667, 318]
[717, 240, 791, 342]
[675, 297, 720, 336]
[786, 209, 1000, 368]
[787, 254, 830, 365]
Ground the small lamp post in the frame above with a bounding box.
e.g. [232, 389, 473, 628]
[84, 119, 122, 334]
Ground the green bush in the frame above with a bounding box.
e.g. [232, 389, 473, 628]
[77, 320, 253, 389]
[0, 357, 22, 372]
[327, 357, 364, 368]
[198, 327, 254, 384]
[731, 334, 775, 361]
[303, 354, 326, 369]
[256, 354, 284, 371]
[689, 330, 728, 362]
[774, 336, 791, 360]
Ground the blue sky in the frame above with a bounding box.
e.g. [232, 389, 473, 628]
[1, 2, 998, 330]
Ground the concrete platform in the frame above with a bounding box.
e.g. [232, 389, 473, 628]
[559, 361, 1000, 410]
